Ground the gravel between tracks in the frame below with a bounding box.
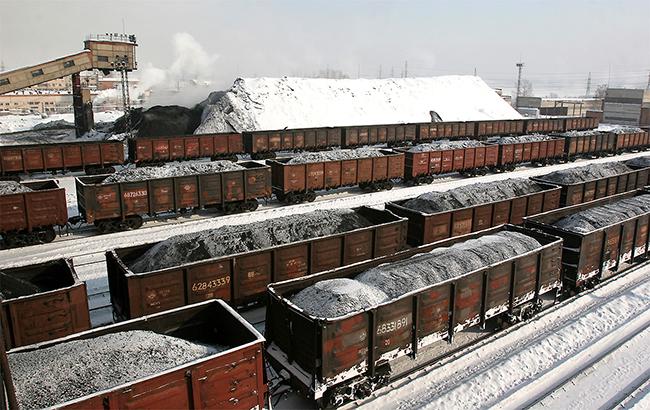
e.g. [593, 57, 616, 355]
[9, 330, 222, 409]
[553, 194, 650, 234]
[400, 178, 543, 213]
[290, 231, 541, 318]
[102, 161, 244, 184]
[129, 209, 372, 273]
[536, 162, 632, 184]
[287, 148, 384, 164]
[0, 181, 32, 195]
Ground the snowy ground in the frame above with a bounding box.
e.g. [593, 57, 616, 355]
[0, 111, 123, 134]
[343, 262, 650, 410]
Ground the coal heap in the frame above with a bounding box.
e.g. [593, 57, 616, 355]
[625, 156, 650, 169]
[401, 178, 543, 214]
[287, 148, 384, 164]
[101, 161, 244, 184]
[538, 162, 632, 184]
[553, 194, 650, 234]
[113, 105, 203, 137]
[0, 181, 32, 195]
[129, 209, 373, 273]
[290, 231, 541, 318]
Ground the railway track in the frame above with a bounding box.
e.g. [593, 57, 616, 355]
[338, 261, 650, 410]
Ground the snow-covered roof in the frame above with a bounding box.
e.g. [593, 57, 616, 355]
[195, 76, 522, 133]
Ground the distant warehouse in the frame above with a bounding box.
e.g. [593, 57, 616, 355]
[604, 88, 650, 126]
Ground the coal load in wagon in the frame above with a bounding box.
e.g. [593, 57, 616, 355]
[559, 130, 603, 137]
[287, 148, 384, 164]
[290, 231, 540, 318]
[407, 140, 484, 152]
[0, 181, 32, 195]
[401, 178, 543, 213]
[101, 161, 245, 184]
[606, 126, 643, 134]
[553, 194, 650, 234]
[9, 330, 224, 409]
[0, 271, 43, 299]
[129, 209, 373, 273]
[488, 134, 555, 144]
[539, 162, 632, 185]
[625, 156, 650, 168]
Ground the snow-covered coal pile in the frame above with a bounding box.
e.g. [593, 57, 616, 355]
[0, 181, 32, 195]
[560, 130, 603, 137]
[195, 76, 522, 133]
[112, 105, 203, 137]
[129, 209, 372, 273]
[290, 231, 540, 318]
[538, 162, 632, 184]
[625, 156, 650, 168]
[552, 194, 650, 234]
[400, 179, 543, 213]
[407, 140, 484, 152]
[102, 161, 244, 184]
[287, 148, 384, 164]
[9, 330, 222, 409]
[488, 134, 556, 144]
[0, 271, 42, 299]
[598, 125, 644, 134]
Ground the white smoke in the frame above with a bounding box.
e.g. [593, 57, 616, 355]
[138, 33, 220, 108]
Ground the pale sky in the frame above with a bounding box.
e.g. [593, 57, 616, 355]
[1, 0, 649, 98]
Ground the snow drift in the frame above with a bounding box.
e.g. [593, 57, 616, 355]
[195, 76, 522, 133]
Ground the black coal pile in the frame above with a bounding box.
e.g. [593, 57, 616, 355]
[287, 148, 384, 164]
[488, 134, 555, 144]
[290, 231, 540, 318]
[400, 178, 543, 213]
[102, 161, 244, 184]
[112, 105, 203, 137]
[538, 162, 632, 185]
[9, 330, 222, 409]
[129, 209, 373, 273]
[553, 194, 650, 234]
[625, 156, 650, 168]
[407, 140, 484, 152]
[0, 271, 43, 299]
[0, 181, 32, 195]
[560, 130, 603, 137]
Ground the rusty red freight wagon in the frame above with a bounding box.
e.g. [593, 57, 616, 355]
[524, 118, 565, 134]
[243, 127, 342, 160]
[0, 258, 90, 349]
[267, 149, 404, 203]
[128, 133, 244, 164]
[486, 136, 565, 171]
[559, 131, 615, 160]
[524, 190, 650, 291]
[387, 181, 561, 245]
[342, 124, 417, 147]
[475, 119, 525, 137]
[416, 121, 476, 141]
[0, 139, 124, 177]
[7, 300, 266, 410]
[105, 206, 407, 319]
[264, 225, 562, 406]
[75, 161, 271, 232]
[0, 179, 68, 247]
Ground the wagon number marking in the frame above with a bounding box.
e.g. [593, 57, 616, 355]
[192, 276, 230, 292]
[376, 316, 408, 336]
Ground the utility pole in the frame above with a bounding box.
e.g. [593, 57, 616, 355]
[515, 62, 524, 108]
[473, 67, 477, 76]
[357, 64, 360, 79]
[379, 65, 382, 79]
[585, 72, 592, 97]
[390, 66, 394, 78]
[404, 60, 408, 78]
[646, 71, 650, 89]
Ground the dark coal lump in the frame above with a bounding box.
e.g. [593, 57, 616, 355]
[553, 194, 650, 234]
[407, 140, 484, 152]
[538, 162, 632, 185]
[0, 271, 43, 299]
[625, 156, 650, 169]
[291, 231, 541, 318]
[129, 209, 373, 273]
[287, 148, 384, 164]
[102, 161, 244, 184]
[0, 181, 32, 195]
[401, 178, 543, 214]
[488, 134, 555, 144]
[9, 330, 223, 409]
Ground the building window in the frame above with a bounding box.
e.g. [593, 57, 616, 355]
[0, 78, 9, 86]
[31, 69, 44, 77]
[97, 56, 109, 62]
[63, 60, 75, 68]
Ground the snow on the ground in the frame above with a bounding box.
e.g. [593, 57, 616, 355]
[0, 111, 122, 134]
[195, 76, 522, 133]
[355, 264, 650, 410]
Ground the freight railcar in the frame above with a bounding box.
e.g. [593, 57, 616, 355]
[487, 136, 566, 171]
[265, 225, 562, 406]
[75, 162, 271, 232]
[0, 179, 68, 247]
[105, 207, 407, 318]
[128, 133, 244, 164]
[243, 127, 342, 160]
[0, 139, 124, 177]
[0, 258, 90, 349]
[524, 190, 650, 291]
[6, 300, 266, 410]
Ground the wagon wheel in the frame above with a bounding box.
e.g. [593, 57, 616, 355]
[245, 200, 260, 211]
[305, 191, 317, 202]
[126, 216, 144, 230]
[95, 221, 109, 234]
[383, 181, 394, 190]
[36, 227, 56, 243]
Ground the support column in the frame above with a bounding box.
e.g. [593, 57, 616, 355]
[72, 73, 94, 137]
